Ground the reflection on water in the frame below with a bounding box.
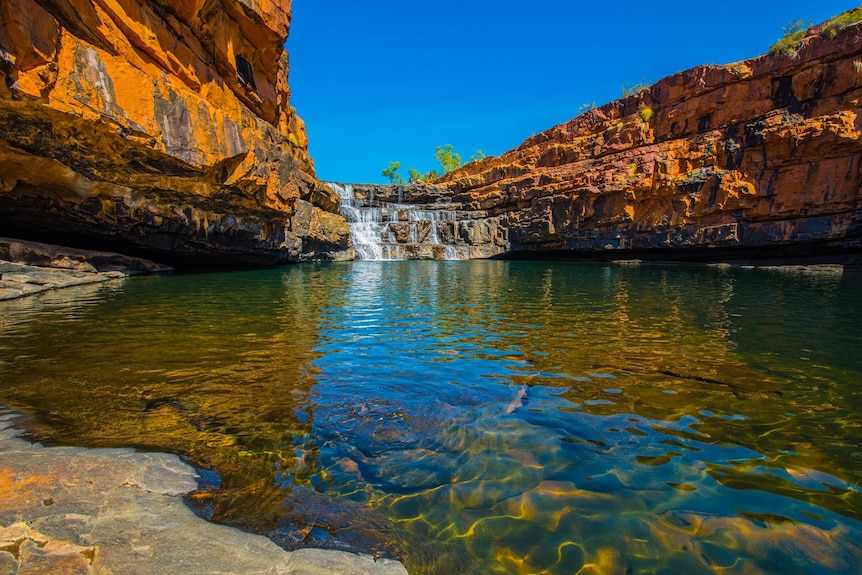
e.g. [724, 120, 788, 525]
[1, 261, 861, 574]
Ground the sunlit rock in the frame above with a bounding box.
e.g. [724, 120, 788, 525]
[437, 21, 862, 261]
[0, 0, 350, 265]
[0, 412, 407, 574]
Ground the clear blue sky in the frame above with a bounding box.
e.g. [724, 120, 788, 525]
[287, 1, 859, 184]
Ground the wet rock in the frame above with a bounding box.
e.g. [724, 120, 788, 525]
[334, 182, 510, 258]
[0, 238, 170, 300]
[0, 411, 407, 575]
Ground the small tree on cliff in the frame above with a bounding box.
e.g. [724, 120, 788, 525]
[409, 168, 440, 183]
[621, 80, 649, 97]
[382, 161, 405, 185]
[435, 144, 462, 173]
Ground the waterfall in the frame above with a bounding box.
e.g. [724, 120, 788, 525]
[328, 183, 462, 261]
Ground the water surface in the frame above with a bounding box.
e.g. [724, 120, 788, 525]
[1, 261, 861, 574]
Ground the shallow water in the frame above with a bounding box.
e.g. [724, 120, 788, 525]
[1, 261, 861, 574]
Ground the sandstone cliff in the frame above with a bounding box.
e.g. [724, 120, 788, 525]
[439, 18, 862, 261]
[0, 0, 349, 265]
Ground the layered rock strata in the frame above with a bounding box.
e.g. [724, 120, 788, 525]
[0, 237, 171, 300]
[0, 0, 350, 265]
[440, 20, 862, 261]
[348, 183, 509, 259]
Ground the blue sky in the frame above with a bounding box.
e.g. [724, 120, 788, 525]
[288, 1, 859, 184]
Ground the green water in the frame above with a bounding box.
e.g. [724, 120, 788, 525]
[1, 261, 861, 574]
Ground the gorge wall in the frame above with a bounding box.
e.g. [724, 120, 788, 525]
[3, 5, 861, 266]
[0, 0, 349, 265]
[435, 18, 862, 262]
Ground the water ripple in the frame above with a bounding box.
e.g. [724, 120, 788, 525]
[1, 261, 861, 574]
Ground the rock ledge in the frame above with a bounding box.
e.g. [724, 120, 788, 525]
[0, 408, 407, 574]
[0, 237, 172, 301]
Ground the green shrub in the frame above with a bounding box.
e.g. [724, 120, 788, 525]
[823, 8, 862, 38]
[383, 145, 480, 185]
[638, 105, 654, 123]
[770, 20, 808, 57]
[287, 133, 300, 146]
[382, 161, 405, 185]
[435, 144, 462, 173]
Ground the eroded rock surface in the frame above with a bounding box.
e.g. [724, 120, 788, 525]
[0, 0, 350, 265]
[0, 409, 407, 574]
[439, 19, 862, 260]
[0, 237, 171, 300]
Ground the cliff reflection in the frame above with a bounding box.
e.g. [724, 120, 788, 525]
[0, 266, 402, 549]
[306, 262, 862, 573]
[1, 261, 861, 574]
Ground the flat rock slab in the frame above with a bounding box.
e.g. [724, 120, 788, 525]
[0, 237, 173, 301]
[0, 262, 127, 301]
[0, 410, 407, 575]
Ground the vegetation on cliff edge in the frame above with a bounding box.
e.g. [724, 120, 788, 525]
[771, 8, 862, 58]
[382, 145, 484, 184]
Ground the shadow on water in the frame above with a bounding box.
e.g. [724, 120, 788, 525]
[1, 261, 861, 574]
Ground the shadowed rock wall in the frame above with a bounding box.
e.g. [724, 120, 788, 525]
[0, 0, 350, 265]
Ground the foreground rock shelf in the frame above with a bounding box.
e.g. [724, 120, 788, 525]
[0, 408, 407, 575]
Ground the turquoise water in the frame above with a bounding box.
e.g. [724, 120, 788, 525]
[1, 261, 861, 574]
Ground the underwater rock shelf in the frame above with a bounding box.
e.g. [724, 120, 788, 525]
[0, 408, 407, 575]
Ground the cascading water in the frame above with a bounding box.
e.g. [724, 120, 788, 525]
[328, 183, 461, 261]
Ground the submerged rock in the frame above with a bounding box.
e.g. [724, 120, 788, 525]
[0, 410, 407, 574]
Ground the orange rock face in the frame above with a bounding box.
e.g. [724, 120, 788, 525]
[0, 0, 349, 264]
[441, 21, 862, 260]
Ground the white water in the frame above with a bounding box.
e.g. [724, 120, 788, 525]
[328, 183, 461, 261]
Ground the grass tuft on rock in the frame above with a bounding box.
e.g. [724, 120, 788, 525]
[638, 105, 654, 123]
[822, 7, 862, 38]
[770, 20, 808, 57]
